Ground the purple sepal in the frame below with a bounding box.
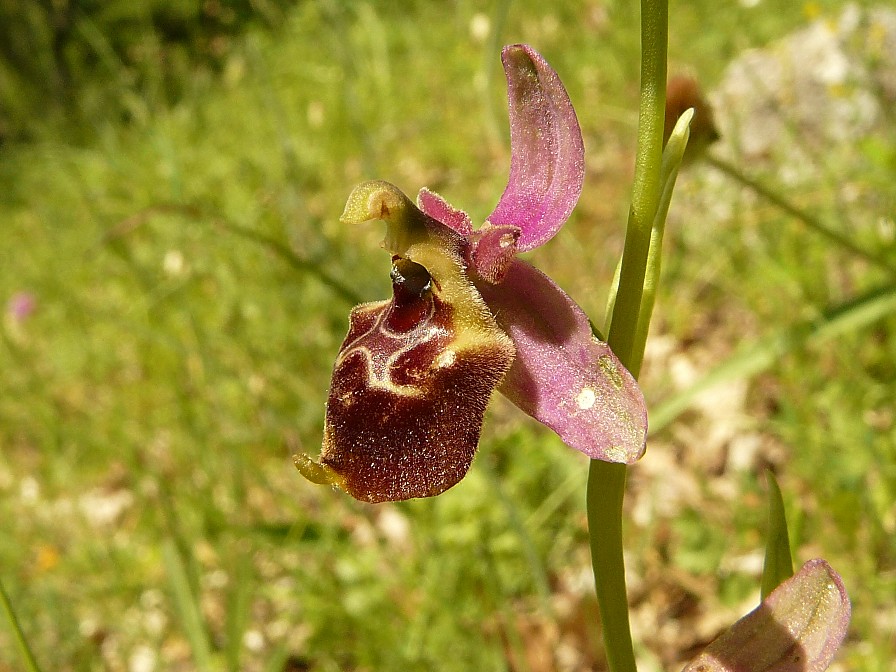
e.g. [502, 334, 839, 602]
[476, 259, 647, 463]
[417, 188, 473, 236]
[682, 559, 851, 672]
[487, 44, 585, 252]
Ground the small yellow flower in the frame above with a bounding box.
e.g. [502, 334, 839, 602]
[35, 544, 60, 573]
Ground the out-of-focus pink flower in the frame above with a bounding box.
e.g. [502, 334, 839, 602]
[7, 292, 36, 322]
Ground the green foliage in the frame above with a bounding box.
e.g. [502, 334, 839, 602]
[0, 0, 291, 142]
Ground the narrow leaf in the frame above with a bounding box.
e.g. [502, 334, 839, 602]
[163, 540, 214, 671]
[628, 108, 693, 377]
[225, 550, 254, 672]
[650, 283, 896, 434]
[762, 470, 794, 600]
[0, 577, 43, 672]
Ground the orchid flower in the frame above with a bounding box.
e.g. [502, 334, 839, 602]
[295, 45, 647, 503]
[683, 559, 851, 672]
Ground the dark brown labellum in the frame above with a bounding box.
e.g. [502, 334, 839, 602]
[317, 253, 513, 502]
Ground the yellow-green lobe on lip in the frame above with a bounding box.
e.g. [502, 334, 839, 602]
[340, 180, 439, 256]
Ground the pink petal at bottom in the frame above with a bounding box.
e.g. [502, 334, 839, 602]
[682, 559, 851, 672]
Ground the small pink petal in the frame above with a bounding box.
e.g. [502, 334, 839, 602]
[476, 260, 647, 463]
[487, 44, 585, 252]
[417, 188, 473, 236]
[682, 559, 851, 672]
[469, 223, 521, 284]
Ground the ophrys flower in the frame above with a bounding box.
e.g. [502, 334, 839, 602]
[296, 45, 647, 502]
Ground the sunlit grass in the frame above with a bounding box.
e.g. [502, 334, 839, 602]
[1, 1, 894, 670]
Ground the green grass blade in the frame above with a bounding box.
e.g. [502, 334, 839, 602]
[650, 283, 896, 434]
[761, 471, 794, 600]
[225, 548, 254, 672]
[100, 203, 364, 306]
[163, 539, 215, 671]
[707, 154, 896, 275]
[0, 577, 43, 672]
[479, 455, 553, 614]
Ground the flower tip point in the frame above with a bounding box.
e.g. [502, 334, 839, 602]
[500, 43, 536, 64]
[677, 106, 696, 133]
[293, 453, 344, 489]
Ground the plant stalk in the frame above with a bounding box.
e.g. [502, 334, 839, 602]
[587, 1, 668, 671]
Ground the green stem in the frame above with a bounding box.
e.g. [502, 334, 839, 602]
[587, 2, 668, 672]
[606, 0, 668, 370]
[587, 461, 634, 672]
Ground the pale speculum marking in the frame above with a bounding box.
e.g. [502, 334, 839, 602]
[576, 387, 596, 410]
[335, 301, 451, 397]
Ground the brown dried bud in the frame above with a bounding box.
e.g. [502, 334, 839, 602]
[665, 74, 719, 161]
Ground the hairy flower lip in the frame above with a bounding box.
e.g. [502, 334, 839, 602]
[311, 243, 515, 501]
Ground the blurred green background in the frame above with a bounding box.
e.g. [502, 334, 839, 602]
[1, 1, 894, 670]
